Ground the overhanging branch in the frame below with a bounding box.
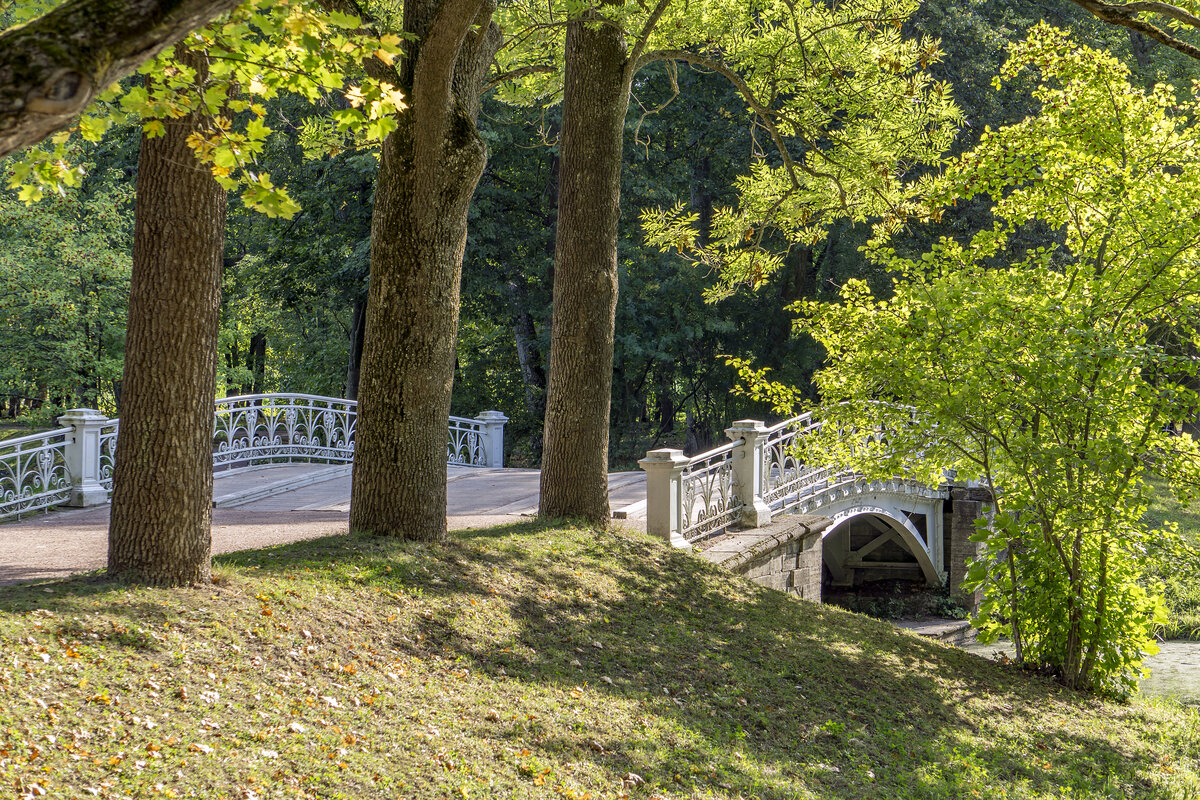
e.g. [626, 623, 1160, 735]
[1065, 0, 1200, 60]
[0, 0, 243, 159]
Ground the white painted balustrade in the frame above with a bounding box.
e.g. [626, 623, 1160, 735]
[639, 414, 840, 547]
[0, 393, 508, 522]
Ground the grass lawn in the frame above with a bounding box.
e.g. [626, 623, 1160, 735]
[2, 521, 1199, 799]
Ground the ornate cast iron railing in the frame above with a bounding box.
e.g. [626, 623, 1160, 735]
[760, 413, 855, 515]
[0, 393, 507, 522]
[641, 409, 944, 547]
[213, 394, 358, 470]
[679, 441, 743, 541]
[0, 427, 73, 519]
[98, 421, 118, 492]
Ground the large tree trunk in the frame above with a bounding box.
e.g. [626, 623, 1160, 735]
[108, 52, 224, 585]
[348, 0, 500, 540]
[538, 15, 631, 522]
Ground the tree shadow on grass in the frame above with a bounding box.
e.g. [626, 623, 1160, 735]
[0, 520, 1190, 799]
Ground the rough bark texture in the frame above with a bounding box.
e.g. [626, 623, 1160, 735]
[1064, 0, 1200, 61]
[348, 0, 500, 540]
[538, 17, 631, 522]
[108, 52, 224, 585]
[0, 0, 241, 158]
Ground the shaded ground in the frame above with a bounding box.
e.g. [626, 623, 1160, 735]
[0, 522, 1196, 799]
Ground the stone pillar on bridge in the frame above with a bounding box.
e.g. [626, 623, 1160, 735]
[638, 448, 691, 549]
[475, 411, 509, 468]
[725, 420, 772, 529]
[949, 486, 993, 613]
[60, 408, 110, 508]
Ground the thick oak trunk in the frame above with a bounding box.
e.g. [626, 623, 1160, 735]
[348, 0, 499, 540]
[108, 55, 224, 585]
[538, 18, 631, 522]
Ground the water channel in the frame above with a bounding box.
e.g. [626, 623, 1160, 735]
[961, 639, 1200, 703]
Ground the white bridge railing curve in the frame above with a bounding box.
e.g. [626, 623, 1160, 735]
[0, 393, 507, 522]
[640, 413, 861, 548]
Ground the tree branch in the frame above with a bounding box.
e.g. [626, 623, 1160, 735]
[626, 0, 673, 74]
[482, 64, 555, 94]
[635, 48, 847, 205]
[0, 0, 244, 159]
[1064, 0, 1200, 60]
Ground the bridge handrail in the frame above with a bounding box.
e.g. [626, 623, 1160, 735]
[1, 394, 508, 522]
[641, 410, 925, 546]
[678, 439, 746, 540]
[0, 427, 73, 519]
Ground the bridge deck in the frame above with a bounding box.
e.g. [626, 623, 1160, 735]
[0, 464, 648, 586]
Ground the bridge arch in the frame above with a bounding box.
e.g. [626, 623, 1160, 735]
[820, 503, 942, 587]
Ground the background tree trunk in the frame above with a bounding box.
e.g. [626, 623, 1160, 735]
[349, 0, 500, 540]
[108, 51, 224, 585]
[538, 15, 631, 522]
[345, 295, 367, 401]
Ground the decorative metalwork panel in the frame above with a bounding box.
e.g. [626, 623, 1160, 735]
[0, 428, 72, 520]
[447, 417, 488, 466]
[761, 413, 839, 514]
[681, 442, 742, 542]
[213, 394, 357, 469]
[99, 421, 119, 492]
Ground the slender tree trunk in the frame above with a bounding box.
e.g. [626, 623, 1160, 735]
[345, 295, 367, 400]
[349, 0, 500, 539]
[108, 51, 224, 585]
[226, 339, 241, 396]
[538, 15, 631, 522]
[248, 330, 267, 393]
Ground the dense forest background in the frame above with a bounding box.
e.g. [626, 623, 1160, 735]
[2, 0, 1196, 467]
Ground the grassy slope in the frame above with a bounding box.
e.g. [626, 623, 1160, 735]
[1, 522, 1198, 800]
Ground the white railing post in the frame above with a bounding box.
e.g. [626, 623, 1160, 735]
[638, 448, 691, 549]
[475, 410, 509, 467]
[725, 419, 772, 529]
[59, 408, 110, 507]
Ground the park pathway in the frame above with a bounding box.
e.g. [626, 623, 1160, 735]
[0, 464, 647, 586]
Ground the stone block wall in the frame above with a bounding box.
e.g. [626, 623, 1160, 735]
[700, 516, 829, 602]
[949, 487, 992, 613]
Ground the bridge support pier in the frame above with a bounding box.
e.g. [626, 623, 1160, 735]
[948, 487, 993, 613]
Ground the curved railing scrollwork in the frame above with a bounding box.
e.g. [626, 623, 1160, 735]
[0, 428, 73, 519]
[212, 394, 358, 470]
[680, 442, 743, 541]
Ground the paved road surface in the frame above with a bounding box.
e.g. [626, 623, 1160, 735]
[0, 464, 647, 586]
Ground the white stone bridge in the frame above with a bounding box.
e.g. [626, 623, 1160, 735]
[0, 392, 511, 521]
[638, 414, 990, 605]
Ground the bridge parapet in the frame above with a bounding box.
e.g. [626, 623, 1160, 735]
[0, 393, 508, 522]
[639, 413, 847, 547]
